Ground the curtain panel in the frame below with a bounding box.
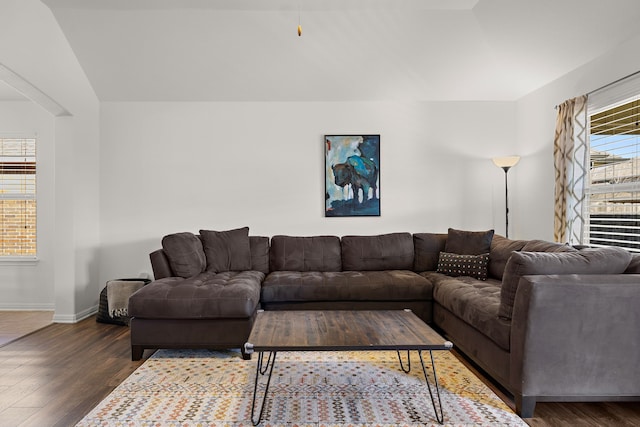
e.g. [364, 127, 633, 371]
[553, 95, 588, 244]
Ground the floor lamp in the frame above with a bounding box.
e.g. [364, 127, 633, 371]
[492, 156, 520, 238]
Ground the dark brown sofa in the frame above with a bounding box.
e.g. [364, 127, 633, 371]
[128, 227, 640, 418]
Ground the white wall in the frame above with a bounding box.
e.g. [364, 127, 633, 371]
[4, 1, 639, 319]
[0, 0, 100, 321]
[515, 32, 640, 241]
[99, 101, 516, 283]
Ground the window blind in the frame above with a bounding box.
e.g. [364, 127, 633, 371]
[586, 73, 640, 252]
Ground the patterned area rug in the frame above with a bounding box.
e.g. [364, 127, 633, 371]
[76, 349, 527, 427]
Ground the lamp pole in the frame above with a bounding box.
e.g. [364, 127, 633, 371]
[492, 156, 520, 239]
[502, 166, 511, 239]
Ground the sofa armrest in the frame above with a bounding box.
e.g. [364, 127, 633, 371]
[510, 274, 640, 400]
[149, 249, 174, 279]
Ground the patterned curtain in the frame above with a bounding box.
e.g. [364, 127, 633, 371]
[553, 95, 588, 244]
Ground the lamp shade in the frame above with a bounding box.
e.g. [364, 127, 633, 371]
[492, 156, 520, 168]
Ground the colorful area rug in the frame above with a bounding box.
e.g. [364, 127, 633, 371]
[76, 349, 527, 427]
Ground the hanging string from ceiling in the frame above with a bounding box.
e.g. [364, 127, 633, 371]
[297, 0, 302, 36]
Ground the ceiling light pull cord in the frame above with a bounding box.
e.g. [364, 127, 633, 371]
[297, 1, 302, 36]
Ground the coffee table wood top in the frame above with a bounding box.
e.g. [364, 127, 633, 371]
[245, 309, 452, 353]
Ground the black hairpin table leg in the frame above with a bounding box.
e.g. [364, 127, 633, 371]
[249, 350, 277, 426]
[419, 350, 445, 424]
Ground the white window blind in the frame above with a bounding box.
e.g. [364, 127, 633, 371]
[0, 138, 36, 256]
[586, 72, 640, 252]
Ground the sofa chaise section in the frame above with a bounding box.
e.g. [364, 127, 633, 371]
[128, 230, 269, 360]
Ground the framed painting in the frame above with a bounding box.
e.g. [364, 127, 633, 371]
[325, 134, 380, 217]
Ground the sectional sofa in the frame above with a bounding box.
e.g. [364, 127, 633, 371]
[127, 226, 640, 417]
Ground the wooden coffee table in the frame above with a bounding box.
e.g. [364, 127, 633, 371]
[244, 309, 453, 425]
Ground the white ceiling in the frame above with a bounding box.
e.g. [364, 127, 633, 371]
[39, 0, 640, 102]
[0, 80, 29, 101]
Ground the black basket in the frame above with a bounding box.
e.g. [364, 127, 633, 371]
[96, 278, 151, 326]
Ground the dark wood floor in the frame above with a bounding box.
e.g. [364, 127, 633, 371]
[0, 311, 52, 347]
[0, 316, 638, 426]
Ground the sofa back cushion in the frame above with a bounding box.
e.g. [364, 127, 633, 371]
[199, 227, 252, 272]
[269, 235, 342, 272]
[342, 232, 414, 271]
[488, 235, 528, 280]
[161, 232, 206, 278]
[498, 247, 632, 320]
[521, 239, 577, 252]
[413, 233, 447, 271]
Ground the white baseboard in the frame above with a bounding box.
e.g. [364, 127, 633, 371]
[52, 305, 98, 324]
[0, 303, 55, 311]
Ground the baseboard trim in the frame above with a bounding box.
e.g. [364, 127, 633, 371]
[53, 305, 98, 324]
[0, 303, 55, 311]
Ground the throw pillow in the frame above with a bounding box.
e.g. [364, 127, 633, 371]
[436, 251, 490, 280]
[161, 232, 206, 278]
[199, 226, 252, 272]
[413, 233, 448, 272]
[498, 246, 632, 320]
[444, 228, 494, 255]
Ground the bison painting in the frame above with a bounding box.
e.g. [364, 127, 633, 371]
[332, 155, 378, 205]
[325, 135, 380, 216]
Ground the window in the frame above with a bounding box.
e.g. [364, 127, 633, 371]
[0, 138, 36, 257]
[586, 77, 640, 252]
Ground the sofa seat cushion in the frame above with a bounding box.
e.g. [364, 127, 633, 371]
[422, 271, 510, 351]
[128, 271, 263, 319]
[261, 270, 432, 303]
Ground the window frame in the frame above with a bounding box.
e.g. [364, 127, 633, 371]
[585, 86, 640, 253]
[0, 136, 38, 261]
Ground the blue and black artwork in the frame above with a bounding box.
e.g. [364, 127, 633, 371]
[325, 135, 380, 217]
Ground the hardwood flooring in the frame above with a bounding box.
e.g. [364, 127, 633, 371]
[0, 317, 147, 427]
[0, 311, 53, 347]
[454, 349, 640, 427]
[0, 315, 638, 426]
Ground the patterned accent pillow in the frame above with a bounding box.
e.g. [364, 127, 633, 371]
[437, 252, 490, 280]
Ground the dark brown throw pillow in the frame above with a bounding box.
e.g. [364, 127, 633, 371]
[161, 232, 206, 278]
[436, 252, 490, 280]
[413, 233, 448, 272]
[199, 227, 252, 272]
[444, 228, 494, 255]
